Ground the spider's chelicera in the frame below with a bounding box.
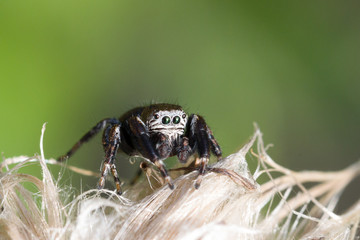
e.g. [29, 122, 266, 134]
[58, 103, 222, 195]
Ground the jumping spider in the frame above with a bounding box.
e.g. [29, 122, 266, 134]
[58, 103, 222, 195]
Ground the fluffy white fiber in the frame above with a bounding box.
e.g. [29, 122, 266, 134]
[0, 124, 359, 240]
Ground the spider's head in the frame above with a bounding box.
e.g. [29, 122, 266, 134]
[144, 104, 188, 140]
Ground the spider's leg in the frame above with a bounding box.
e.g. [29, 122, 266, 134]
[188, 114, 220, 189]
[130, 133, 171, 186]
[58, 118, 119, 161]
[98, 123, 122, 195]
[127, 116, 174, 189]
[109, 164, 121, 195]
[207, 128, 222, 161]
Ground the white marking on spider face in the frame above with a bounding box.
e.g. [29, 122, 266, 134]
[147, 109, 188, 142]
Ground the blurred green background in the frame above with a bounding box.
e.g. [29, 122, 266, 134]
[1, 1, 359, 208]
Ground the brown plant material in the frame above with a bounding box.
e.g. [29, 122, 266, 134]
[0, 124, 359, 239]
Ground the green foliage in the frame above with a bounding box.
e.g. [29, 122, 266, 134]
[1, 1, 359, 194]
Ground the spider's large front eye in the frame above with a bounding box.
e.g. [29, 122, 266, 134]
[173, 116, 180, 124]
[162, 116, 171, 124]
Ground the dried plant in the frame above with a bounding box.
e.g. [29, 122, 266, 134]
[0, 124, 359, 240]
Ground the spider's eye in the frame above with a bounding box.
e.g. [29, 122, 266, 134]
[182, 114, 186, 119]
[162, 116, 171, 124]
[154, 114, 159, 119]
[173, 116, 180, 124]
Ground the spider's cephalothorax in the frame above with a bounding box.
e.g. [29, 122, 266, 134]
[58, 103, 222, 195]
[145, 105, 187, 143]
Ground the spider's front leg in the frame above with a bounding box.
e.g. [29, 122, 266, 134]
[187, 114, 222, 189]
[130, 133, 171, 186]
[58, 118, 119, 162]
[127, 117, 174, 189]
[98, 122, 122, 195]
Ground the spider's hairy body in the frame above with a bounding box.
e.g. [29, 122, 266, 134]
[59, 103, 222, 195]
